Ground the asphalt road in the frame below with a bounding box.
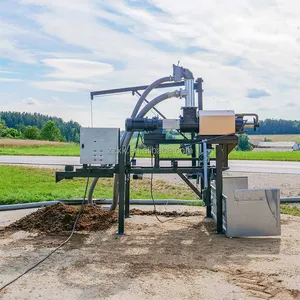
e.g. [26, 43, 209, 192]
[0, 155, 300, 174]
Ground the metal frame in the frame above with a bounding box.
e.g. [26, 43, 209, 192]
[56, 77, 238, 235]
[56, 137, 236, 235]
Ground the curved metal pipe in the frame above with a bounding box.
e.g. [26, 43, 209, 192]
[130, 76, 173, 119]
[110, 91, 180, 209]
[122, 91, 179, 149]
[136, 91, 179, 119]
[89, 76, 175, 210]
[120, 76, 174, 145]
[88, 177, 98, 204]
[87, 175, 119, 210]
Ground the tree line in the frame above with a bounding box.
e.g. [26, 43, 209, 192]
[247, 119, 300, 135]
[0, 111, 80, 142]
[1, 112, 300, 144]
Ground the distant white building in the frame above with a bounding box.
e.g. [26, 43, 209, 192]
[253, 141, 300, 152]
[249, 138, 263, 148]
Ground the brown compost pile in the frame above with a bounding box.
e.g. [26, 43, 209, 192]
[7, 203, 118, 232]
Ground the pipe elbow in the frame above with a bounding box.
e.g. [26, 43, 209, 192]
[182, 68, 194, 80]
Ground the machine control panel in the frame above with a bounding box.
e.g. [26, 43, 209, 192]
[80, 127, 119, 165]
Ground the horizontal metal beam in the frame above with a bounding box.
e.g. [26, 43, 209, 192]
[144, 135, 238, 145]
[158, 158, 200, 161]
[56, 167, 115, 182]
[131, 167, 204, 174]
[91, 81, 199, 99]
[55, 165, 229, 181]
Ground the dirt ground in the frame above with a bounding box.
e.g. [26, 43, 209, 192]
[1, 205, 300, 300]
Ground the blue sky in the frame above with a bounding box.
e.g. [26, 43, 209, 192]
[1, 0, 300, 127]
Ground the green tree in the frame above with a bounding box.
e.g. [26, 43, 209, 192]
[40, 121, 62, 141]
[0, 111, 81, 142]
[74, 133, 80, 143]
[236, 134, 252, 151]
[166, 131, 175, 140]
[2, 128, 21, 138]
[0, 119, 7, 137]
[24, 126, 41, 140]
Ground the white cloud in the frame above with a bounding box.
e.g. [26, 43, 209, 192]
[0, 70, 17, 74]
[22, 97, 39, 105]
[0, 19, 37, 64]
[42, 59, 114, 80]
[0, 0, 300, 125]
[31, 80, 98, 92]
[0, 78, 23, 82]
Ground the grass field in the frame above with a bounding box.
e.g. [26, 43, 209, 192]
[0, 165, 195, 205]
[1, 137, 300, 161]
[1, 165, 299, 218]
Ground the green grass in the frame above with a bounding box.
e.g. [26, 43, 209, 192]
[281, 205, 300, 217]
[0, 143, 79, 156]
[228, 151, 300, 161]
[0, 165, 195, 205]
[1, 165, 300, 219]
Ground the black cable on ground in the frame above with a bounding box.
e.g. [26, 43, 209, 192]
[0, 177, 90, 292]
[150, 155, 179, 223]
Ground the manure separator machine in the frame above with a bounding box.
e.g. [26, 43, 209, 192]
[56, 64, 281, 237]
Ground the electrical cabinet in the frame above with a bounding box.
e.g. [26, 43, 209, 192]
[80, 128, 119, 165]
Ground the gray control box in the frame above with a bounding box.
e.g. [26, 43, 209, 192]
[80, 128, 119, 165]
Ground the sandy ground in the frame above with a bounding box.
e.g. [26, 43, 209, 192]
[1, 205, 300, 300]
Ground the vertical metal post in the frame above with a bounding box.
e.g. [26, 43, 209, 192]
[154, 144, 160, 168]
[125, 146, 130, 218]
[206, 168, 212, 218]
[222, 144, 229, 168]
[118, 146, 125, 235]
[90, 99, 93, 127]
[202, 140, 208, 189]
[196, 78, 203, 111]
[216, 145, 223, 233]
[184, 78, 195, 107]
[191, 132, 196, 167]
[197, 143, 202, 186]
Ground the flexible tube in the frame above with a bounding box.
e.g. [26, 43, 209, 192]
[110, 91, 180, 208]
[137, 91, 178, 119]
[130, 76, 173, 119]
[89, 76, 174, 210]
[122, 91, 179, 149]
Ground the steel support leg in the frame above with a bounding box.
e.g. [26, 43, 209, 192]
[222, 144, 229, 168]
[154, 144, 160, 168]
[191, 132, 196, 167]
[118, 147, 126, 235]
[216, 145, 223, 233]
[206, 168, 212, 218]
[125, 147, 130, 218]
